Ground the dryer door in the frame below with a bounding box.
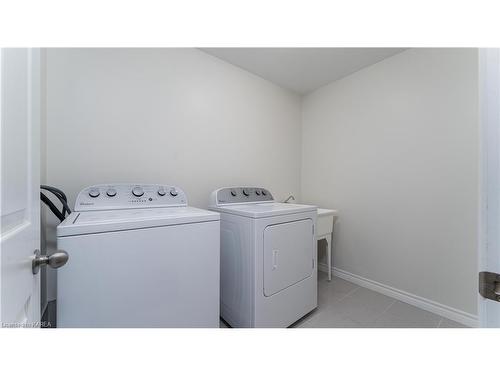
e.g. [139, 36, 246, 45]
[263, 219, 314, 297]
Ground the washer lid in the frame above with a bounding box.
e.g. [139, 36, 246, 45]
[57, 206, 220, 237]
[212, 202, 316, 219]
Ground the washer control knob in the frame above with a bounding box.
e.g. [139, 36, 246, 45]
[132, 186, 144, 197]
[88, 188, 100, 198]
[262, 190, 267, 196]
[170, 188, 178, 197]
[230, 190, 237, 197]
[157, 187, 166, 196]
[242, 189, 250, 197]
[255, 190, 261, 196]
[106, 188, 117, 197]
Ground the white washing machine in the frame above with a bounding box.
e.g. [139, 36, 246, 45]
[57, 184, 220, 328]
[209, 187, 317, 328]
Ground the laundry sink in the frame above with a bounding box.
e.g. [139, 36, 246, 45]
[317, 208, 338, 237]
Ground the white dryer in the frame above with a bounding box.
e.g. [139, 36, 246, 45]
[57, 184, 220, 328]
[209, 187, 317, 328]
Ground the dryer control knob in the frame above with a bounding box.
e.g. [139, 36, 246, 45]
[88, 188, 100, 198]
[262, 190, 267, 196]
[106, 188, 117, 197]
[242, 189, 250, 197]
[255, 190, 261, 196]
[157, 187, 166, 196]
[132, 186, 144, 197]
[230, 190, 237, 197]
[170, 188, 178, 197]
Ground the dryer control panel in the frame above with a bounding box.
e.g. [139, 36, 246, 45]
[75, 184, 187, 211]
[210, 187, 274, 206]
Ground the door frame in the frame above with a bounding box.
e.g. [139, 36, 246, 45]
[478, 48, 500, 327]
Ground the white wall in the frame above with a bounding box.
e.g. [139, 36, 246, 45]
[301, 48, 479, 316]
[45, 48, 302, 209]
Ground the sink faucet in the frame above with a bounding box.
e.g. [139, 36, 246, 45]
[283, 194, 295, 203]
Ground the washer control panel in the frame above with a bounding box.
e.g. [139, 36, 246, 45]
[212, 187, 274, 205]
[75, 184, 187, 211]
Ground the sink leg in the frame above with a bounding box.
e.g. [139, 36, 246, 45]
[326, 236, 332, 281]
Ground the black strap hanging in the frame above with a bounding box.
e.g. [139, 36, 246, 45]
[40, 185, 71, 222]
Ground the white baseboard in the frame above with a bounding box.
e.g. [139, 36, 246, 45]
[318, 263, 479, 327]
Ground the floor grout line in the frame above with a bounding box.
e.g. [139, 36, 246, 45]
[370, 299, 397, 325]
[335, 285, 361, 303]
[381, 299, 397, 315]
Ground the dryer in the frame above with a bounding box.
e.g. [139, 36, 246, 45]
[57, 184, 220, 328]
[209, 187, 317, 328]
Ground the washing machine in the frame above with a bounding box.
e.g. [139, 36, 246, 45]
[57, 184, 220, 328]
[209, 187, 317, 328]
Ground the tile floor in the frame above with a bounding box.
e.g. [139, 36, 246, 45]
[220, 271, 467, 328]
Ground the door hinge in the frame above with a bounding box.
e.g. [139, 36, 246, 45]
[479, 271, 500, 302]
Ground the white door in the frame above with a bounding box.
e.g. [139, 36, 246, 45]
[479, 48, 500, 327]
[263, 219, 313, 296]
[0, 48, 41, 328]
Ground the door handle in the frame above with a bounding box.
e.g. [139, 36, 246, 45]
[272, 250, 278, 270]
[32, 249, 68, 274]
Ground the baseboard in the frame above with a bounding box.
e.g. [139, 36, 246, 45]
[318, 263, 479, 327]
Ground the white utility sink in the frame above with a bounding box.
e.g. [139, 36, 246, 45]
[317, 208, 338, 237]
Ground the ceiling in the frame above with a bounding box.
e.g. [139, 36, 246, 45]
[201, 48, 406, 94]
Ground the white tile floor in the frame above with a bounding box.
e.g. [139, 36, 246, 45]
[220, 271, 467, 328]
